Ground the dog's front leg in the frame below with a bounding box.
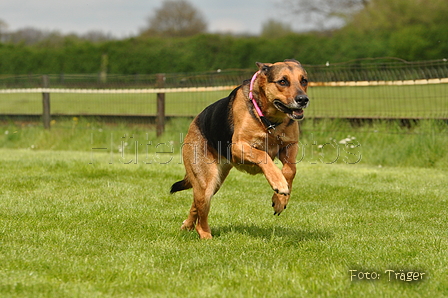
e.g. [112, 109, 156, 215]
[271, 144, 298, 215]
[232, 142, 290, 195]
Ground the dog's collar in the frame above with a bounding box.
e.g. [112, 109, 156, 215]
[249, 71, 278, 133]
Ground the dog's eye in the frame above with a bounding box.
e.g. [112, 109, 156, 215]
[301, 78, 308, 87]
[277, 79, 289, 86]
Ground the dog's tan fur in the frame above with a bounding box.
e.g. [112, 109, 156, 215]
[171, 60, 309, 239]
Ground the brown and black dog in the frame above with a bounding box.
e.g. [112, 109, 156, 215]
[171, 59, 309, 239]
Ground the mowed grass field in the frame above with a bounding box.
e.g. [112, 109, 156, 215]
[1, 83, 447, 118]
[0, 119, 447, 297]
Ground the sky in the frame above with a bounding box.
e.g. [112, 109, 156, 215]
[0, 0, 301, 37]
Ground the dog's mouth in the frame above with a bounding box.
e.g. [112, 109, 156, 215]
[273, 100, 305, 120]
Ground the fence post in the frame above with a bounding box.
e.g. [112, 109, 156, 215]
[42, 75, 51, 130]
[156, 73, 166, 137]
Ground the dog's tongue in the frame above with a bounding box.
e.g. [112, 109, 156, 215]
[293, 109, 303, 116]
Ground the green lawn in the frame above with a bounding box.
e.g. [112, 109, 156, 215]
[308, 84, 448, 118]
[1, 83, 447, 118]
[0, 118, 447, 297]
[0, 91, 230, 117]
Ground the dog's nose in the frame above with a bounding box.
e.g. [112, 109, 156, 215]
[295, 95, 309, 107]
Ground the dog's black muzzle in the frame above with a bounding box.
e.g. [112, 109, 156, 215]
[273, 95, 309, 121]
[295, 95, 309, 108]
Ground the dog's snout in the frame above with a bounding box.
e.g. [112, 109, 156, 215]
[295, 95, 309, 106]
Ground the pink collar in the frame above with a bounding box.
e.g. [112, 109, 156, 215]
[248, 70, 277, 132]
[249, 71, 264, 117]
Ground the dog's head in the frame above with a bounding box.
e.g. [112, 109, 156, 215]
[255, 59, 309, 121]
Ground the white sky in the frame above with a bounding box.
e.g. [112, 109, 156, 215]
[0, 0, 309, 37]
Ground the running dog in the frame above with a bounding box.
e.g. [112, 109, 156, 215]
[171, 59, 309, 239]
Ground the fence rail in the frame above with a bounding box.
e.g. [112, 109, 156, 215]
[0, 86, 237, 94]
[1, 58, 447, 88]
[2, 76, 448, 94]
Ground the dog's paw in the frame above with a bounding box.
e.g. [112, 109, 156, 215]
[267, 171, 289, 196]
[272, 193, 289, 215]
[197, 231, 213, 239]
[180, 220, 195, 231]
[272, 181, 290, 196]
[274, 188, 290, 196]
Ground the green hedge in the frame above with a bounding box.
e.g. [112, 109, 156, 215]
[0, 28, 446, 75]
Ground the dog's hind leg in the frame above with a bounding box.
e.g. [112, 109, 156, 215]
[182, 161, 232, 239]
[192, 186, 214, 239]
[179, 120, 233, 239]
[181, 202, 199, 232]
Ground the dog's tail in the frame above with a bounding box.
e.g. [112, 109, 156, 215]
[170, 178, 192, 194]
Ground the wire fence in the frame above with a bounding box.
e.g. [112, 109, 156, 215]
[0, 58, 447, 121]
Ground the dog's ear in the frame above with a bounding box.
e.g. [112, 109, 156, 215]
[256, 62, 272, 74]
[284, 59, 301, 65]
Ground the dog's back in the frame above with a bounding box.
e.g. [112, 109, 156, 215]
[170, 86, 240, 195]
[195, 87, 239, 159]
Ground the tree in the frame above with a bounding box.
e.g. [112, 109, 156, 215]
[281, 0, 368, 31]
[141, 0, 207, 37]
[261, 19, 294, 38]
[6, 27, 48, 45]
[80, 30, 115, 43]
[348, 0, 448, 32]
[0, 19, 8, 42]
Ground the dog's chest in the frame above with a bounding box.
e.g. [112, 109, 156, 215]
[250, 132, 292, 158]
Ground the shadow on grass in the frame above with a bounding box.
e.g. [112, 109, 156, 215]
[212, 224, 333, 244]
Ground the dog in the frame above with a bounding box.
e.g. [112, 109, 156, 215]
[170, 59, 309, 239]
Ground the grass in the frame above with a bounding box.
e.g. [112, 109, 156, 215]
[1, 83, 447, 118]
[308, 84, 448, 118]
[0, 119, 447, 297]
[2, 117, 447, 168]
[0, 149, 447, 297]
[0, 91, 231, 116]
